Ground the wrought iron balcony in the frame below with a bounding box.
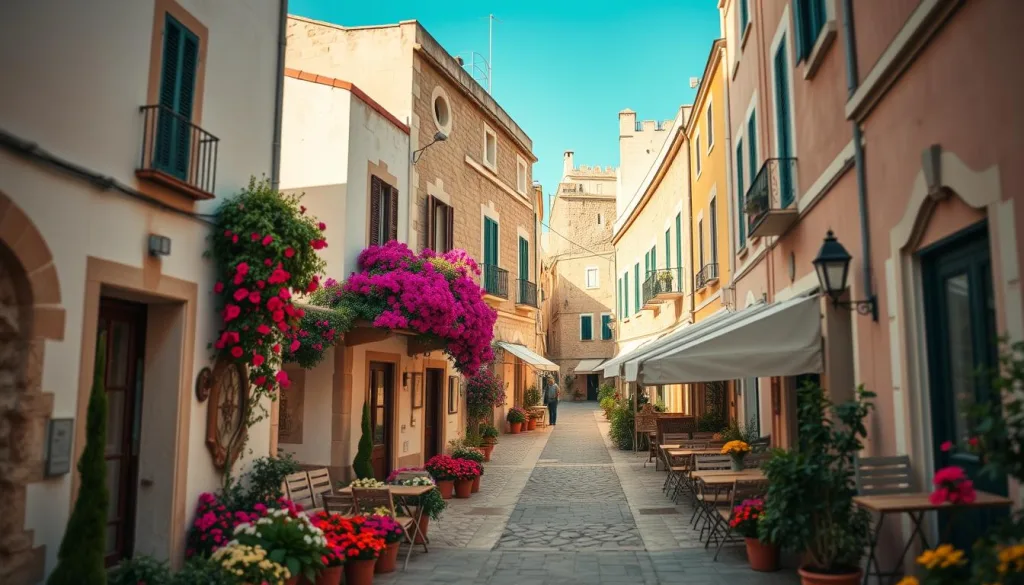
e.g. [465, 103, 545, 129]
[642, 268, 685, 307]
[483, 264, 509, 299]
[745, 158, 798, 238]
[516, 280, 538, 308]
[695, 263, 720, 291]
[137, 104, 220, 199]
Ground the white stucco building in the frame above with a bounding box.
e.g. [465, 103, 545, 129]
[0, 0, 286, 581]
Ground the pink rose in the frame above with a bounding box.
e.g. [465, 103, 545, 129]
[257, 324, 271, 335]
[290, 339, 301, 352]
[223, 305, 241, 322]
[230, 346, 243, 359]
[213, 282, 224, 294]
[236, 262, 249, 275]
[276, 370, 291, 388]
[248, 291, 261, 304]
[233, 288, 249, 302]
[318, 222, 327, 231]
[285, 247, 295, 258]
[262, 235, 273, 246]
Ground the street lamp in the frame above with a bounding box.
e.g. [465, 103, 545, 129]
[412, 131, 448, 164]
[812, 230, 877, 320]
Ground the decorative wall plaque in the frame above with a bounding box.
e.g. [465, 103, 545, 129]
[205, 357, 249, 470]
[447, 376, 459, 414]
[45, 418, 74, 477]
[195, 366, 213, 402]
[411, 372, 424, 409]
[278, 368, 305, 444]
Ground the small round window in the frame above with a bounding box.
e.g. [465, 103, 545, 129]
[431, 87, 453, 135]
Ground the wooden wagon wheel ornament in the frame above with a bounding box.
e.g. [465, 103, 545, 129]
[205, 357, 249, 470]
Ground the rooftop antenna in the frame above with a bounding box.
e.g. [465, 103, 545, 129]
[488, 14, 499, 93]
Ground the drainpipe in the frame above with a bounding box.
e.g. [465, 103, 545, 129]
[841, 0, 878, 321]
[270, 0, 289, 190]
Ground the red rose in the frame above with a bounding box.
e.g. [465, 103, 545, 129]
[285, 247, 295, 258]
[252, 354, 265, 367]
[278, 288, 291, 300]
[236, 262, 250, 275]
[248, 291, 261, 304]
[223, 305, 241, 322]
[318, 222, 327, 231]
[262, 235, 273, 246]
[230, 346, 243, 358]
[213, 282, 224, 294]
[273, 343, 282, 354]
[251, 233, 260, 241]
[257, 324, 271, 335]
[233, 288, 248, 302]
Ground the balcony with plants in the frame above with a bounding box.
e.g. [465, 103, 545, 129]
[642, 268, 685, 308]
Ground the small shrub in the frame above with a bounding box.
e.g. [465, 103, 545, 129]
[524, 385, 541, 407]
[353, 402, 374, 479]
[609, 399, 635, 450]
[599, 396, 616, 419]
[221, 452, 300, 511]
[697, 412, 726, 433]
[597, 383, 616, 403]
[172, 557, 234, 585]
[108, 555, 171, 585]
[720, 418, 760, 445]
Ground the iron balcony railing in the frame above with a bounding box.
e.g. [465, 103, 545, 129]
[517, 280, 538, 307]
[642, 268, 684, 305]
[695, 263, 720, 290]
[744, 158, 798, 237]
[138, 104, 219, 196]
[483, 264, 509, 299]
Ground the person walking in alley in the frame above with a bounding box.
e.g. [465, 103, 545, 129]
[543, 375, 559, 426]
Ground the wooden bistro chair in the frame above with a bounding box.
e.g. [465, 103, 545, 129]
[691, 454, 733, 537]
[306, 468, 355, 517]
[855, 454, 914, 496]
[710, 478, 769, 560]
[636, 406, 659, 467]
[283, 471, 321, 514]
[667, 442, 708, 504]
[660, 432, 691, 493]
[351, 488, 419, 570]
[693, 431, 717, 440]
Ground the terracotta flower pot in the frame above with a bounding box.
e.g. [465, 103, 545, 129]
[414, 515, 429, 544]
[480, 445, 494, 461]
[510, 422, 522, 434]
[797, 567, 862, 585]
[527, 418, 537, 430]
[375, 542, 400, 574]
[344, 558, 376, 585]
[437, 479, 454, 499]
[454, 478, 473, 498]
[471, 475, 481, 493]
[744, 538, 779, 572]
[315, 565, 343, 584]
[284, 577, 300, 585]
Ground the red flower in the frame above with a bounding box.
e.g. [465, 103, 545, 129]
[272, 343, 282, 354]
[251, 233, 260, 241]
[231, 235, 238, 244]
[318, 222, 327, 231]
[267, 297, 283, 312]
[248, 291, 261, 304]
[307, 276, 320, 293]
[257, 324, 272, 335]
[230, 346, 244, 358]
[262, 235, 273, 246]
[285, 247, 296, 258]
[233, 288, 249, 302]
[940, 441, 953, 452]
[252, 353, 265, 367]
[276, 320, 289, 332]
[311, 239, 327, 250]
[223, 305, 241, 322]
[264, 258, 273, 266]
[290, 339, 301, 352]
[272, 310, 285, 323]
[254, 376, 267, 386]
[213, 282, 224, 294]
[233, 273, 245, 286]
[226, 331, 240, 344]
[256, 280, 266, 290]
[223, 230, 232, 238]
[276, 370, 291, 388]
[236, 262, 250, 275]
[968, 436, 980, 448]
[278, 288, 292, 300]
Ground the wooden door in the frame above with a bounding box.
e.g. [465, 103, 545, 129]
[424, 369, 444, 461]
[98, 299, 147, 566]
[368, 363, 394, 481]
[922, 223, 1006, 552]
[586, 374, 599, 401]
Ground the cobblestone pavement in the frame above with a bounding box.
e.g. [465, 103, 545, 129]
[377, 402, 799, 584]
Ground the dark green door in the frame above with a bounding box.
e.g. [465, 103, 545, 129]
[922, 222, 1006, 553]
[484, 217, 498, 293]
[773, 38, 794, 208]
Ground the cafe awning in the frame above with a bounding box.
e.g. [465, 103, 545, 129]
[496, 342, 559, 372]
[622, 309, 738, 382]
[601, 334, 658, 378]
[637, 294, 824, 385]
[574, 359, 607, 374]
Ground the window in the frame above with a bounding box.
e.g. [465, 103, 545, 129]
[773, 39, 796, 207]
[433, 92, 451, 133]
[597, 213, 603, 225]
[710, 198, 718, 264]
[155, 15, 200, 180]
[740, 0, 750, 32]
[483, 125, 498, 170]
[736, 139, 746, 249]
[427, 196, 453, 252]
[633, 263, 640, 314]
[694, 134, 702, 176]
[675, 213, 683, 290]
[706, 102, 714, 151]
[698, 218, 705, 268]
[519, 237, 530, 283]
[369, 175, 398, 246]
[483, 217, 499, 266]
[580, 314, 593, 341]
[794, 0, 828, 61]
[516, 156, 528, 194]
[585, 267, 599, 289]
[618, 277, 623, 317]
[601, 314, 613, 340]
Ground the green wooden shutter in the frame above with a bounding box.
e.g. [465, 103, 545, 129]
[624, 272, 629, 317]
[581, 315, 593, 341]
[518, 237, 529, 281]
[740, 0, 750, 31]
[748, 111, 757, 184]
[710, 199, 718, 264]
[665, 229, 671, 271]
[736, 140, 746, 248]
[633, 263, 639, 314]
[618, 277, 622, 317]
[774, 40, 795, 207]
[650, 246, 656, 278]
[601, 315, 612, 340]
[155, 15, 199, 180]
[484, 218, 498, 265]
[675, 213, 683, 290]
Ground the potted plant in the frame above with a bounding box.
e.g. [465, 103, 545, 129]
[452, 447, 485, 493]
[506, 407, 526, 433]
[760, 383, 875, 585]
[425, 455, 459, 499]
[657, 271, 674, 293]
[333, 517, 385, 585]
[453, 458, 481, 499]
[363, 514, 404, 574]
[210, 542, 293, 585]
[524, 385, 541, 408]
[231, 505, 328, 583]
[480, 424, 499, 461]
[729, 498, 778, 572]
[563, 373, 575, 401]
[721, 440, 751, 471]
[308, 511, 349, 585]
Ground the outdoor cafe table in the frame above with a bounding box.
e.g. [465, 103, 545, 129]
[339, 484, 433, 569]
[666, 448, 722, 457]
[690, 469, 766, 486]
[854, 490, 1013, 585]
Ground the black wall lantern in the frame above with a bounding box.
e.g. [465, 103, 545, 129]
[812, 230, 877, 320]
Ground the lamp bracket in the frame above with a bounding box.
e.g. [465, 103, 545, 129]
[832, 296, 878, 321]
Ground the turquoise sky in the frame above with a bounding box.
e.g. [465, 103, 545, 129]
[289, 0, 721, 221]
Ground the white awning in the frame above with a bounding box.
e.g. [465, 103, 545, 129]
[574, 359, 607, 374]
[638, 294, 823, 385]
[601, 334, 658, 378]
[496, 342, 559, 372]
[622, 310, 739, 382]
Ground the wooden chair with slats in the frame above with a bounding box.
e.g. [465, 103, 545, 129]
[307, 468, 335, 508]
[691, 454, 734, 533]
[743, 452, 770, 469]
[322, 494, 356, 516]
[751, 435, 772, 453]
[692, 431, 717, 440]
[855, 454, 914, 495]
[284, 472, 320, 513]
[351, 488, 419, 569]
[710, 479, 770, 559]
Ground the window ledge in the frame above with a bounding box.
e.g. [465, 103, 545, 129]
[737, 245, 749, 260]
[803, 21, 838, 81]
[136, 169, 215, 201]
[740, 21, 752, 51]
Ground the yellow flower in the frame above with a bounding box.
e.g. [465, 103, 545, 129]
[721, 440, 751, 455]
[895, 577, 919, 585]
[917, 544, 965, 571]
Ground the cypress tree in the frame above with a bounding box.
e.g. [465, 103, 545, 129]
[49, 333, 108, 585]
[353, 402, 374, 479]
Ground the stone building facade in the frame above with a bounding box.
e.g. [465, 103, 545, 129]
[543, 153, 617, 397]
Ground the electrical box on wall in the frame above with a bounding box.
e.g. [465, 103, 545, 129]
[402, 441, 409, 453]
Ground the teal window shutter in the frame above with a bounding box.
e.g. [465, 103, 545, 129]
[795, 0, 828, 61]
[518, 237, 529, 281]
[675, 213, 683, 290]
[748, 111, 757, 186]
[736, 139, 746, 248]
[650, 246, 656, 279]
[155, 15, 199, 180]
[740, 0, 750, 32]
[665, 229, 671, 271]
[601, 315, 612, 340]
[633, 263, 640, 313]
[581, 315, 593, 341]
[624, 272, 629, 317]
[484, 217, 498, 265]
[774, 40, 795, 207]
[618, 277, 623, 317]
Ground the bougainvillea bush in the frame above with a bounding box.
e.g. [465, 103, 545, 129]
[210, 178, 327, 425]
[305, 242, 496, 375]
[465, 368, 506, 424]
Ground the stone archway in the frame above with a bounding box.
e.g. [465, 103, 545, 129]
[0, 193, 63, 585]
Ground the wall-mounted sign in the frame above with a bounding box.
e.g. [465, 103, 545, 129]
[45, 418, 74, 477]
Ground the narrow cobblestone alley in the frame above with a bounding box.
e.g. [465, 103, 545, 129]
[376, 403, 799, 585]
